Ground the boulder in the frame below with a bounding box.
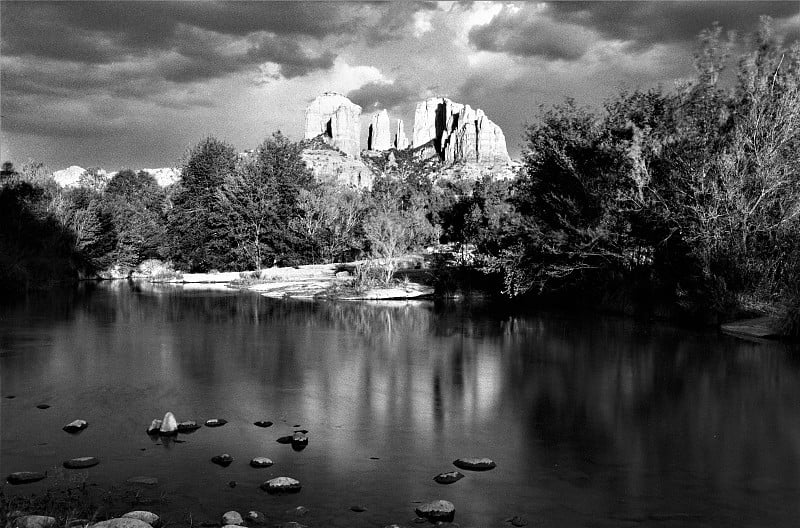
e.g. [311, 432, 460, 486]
[276, 435, 294, 444]
[205, 418, 227, 427]
[254, 421, 273, 428]
[63, 419, 89, 433]
[6, 471, 47, 484]
[159, 412, 178, 436]
[433, 470, 464, 484]
[368, 110, 391, 151]
[122, 512, 159, 527]
[64, 457, 99, 469]
[350, 505, 366, 513]
[291, 432, 308, 451]
[304, 92, 362, 158]
[260, 476, 302, 494]
[414, 500, 455, 523]
[91, 519, 153, 528]
[249, 457, 274, 468]
[245, 512, 267, 525]
[211, 454, 234, 467]
[176, 421, 201, 433]
[453, 457, 496, 471]
[221, 511, 243, 526]
[12, 516, 57, 528]
[146, 420, 162, 435]
[36, 404, 50, 409]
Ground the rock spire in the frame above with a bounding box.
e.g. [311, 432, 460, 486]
[304, 92, 362, 158]
[368, 109, 391, 151]
[395, 119, 409, 149]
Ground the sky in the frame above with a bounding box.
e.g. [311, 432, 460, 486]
[1, 1, 798, 171]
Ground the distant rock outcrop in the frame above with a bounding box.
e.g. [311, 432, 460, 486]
[368, 110, 391, 151]
[52, 166, 180, 188]
[53, 166, 90, 187]
[303, 92, 362, 158]
[395, 120, 409, 150]
[411, 97, 510, 165]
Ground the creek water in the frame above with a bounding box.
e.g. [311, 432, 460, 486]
[2, 281, 799, 528]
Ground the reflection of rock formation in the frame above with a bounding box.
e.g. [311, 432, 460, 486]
[303, 92, 362, 158]
[368, 109, 391, 151]
[412, 97, 510, 165]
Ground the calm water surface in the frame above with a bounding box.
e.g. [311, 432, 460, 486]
[2, 281, 800, 527]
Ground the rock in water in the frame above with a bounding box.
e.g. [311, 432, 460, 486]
[245, 512, 267, 525]
[122, 512, 159, 527]
[433, 471, 464, 484]
[304, 92, 362, 158]
[221, 512, 243, 526]
[126, 476, 158, 486]
[177, 421, 201, 433]
[260, 476, 302, 494]
[453, 457, 496, 471]
[91, 518, 154, 528]
[63, 457, 99, 469]
[6, 471, 47, 484]
[36, 404, 51, 409]
[159, 412, 178, 435]
[211, 454, 234, 467]
[63, 419, 88, 433]
[11, 516, 57, 528]
[350, 505, 366, 513]
[368, 109, 391, 151]
[291, 432, 308, 451]
[205, 418, 227, 427]
[414, 500, 455, 523]
[254, 420, 273, 428]
[250, 457, 274, 468]
[146, 419, 162, 435]
[276, 435, 294, 444]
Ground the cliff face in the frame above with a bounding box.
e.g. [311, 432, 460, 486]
[303, 92, 362, 158]
[367, 109, 391, 151]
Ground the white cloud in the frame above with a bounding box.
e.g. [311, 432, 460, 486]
[413, 10, 434, 38]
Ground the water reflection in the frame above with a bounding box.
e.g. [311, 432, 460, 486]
[2, 282, 800, 527]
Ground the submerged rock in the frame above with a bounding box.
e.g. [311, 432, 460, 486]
[126, 476, 158, 486]
[350, 505, 366, 513]
[433, 471, 464, 484]
[254, 421, 273, 428]
[122, 512, 159, 527]
[211, 454, 234, 467]
[205, 418, 227, 427]
[250, 457, 274, 468]
[159, 412, 178, 435]
[276, 435, 294, 444]
[92, 518, 153, 528]
[291, 432, 308, 451]
[507, 516, 528, 527]
[221, 511, 243, 526]
[453, 457, 496, 471]
[146, 420, 162, 435]
[246, 512, 267, 525]
[260, 476, 301, 494]
[414, 500, 455, 523]
[64, 457, 99, 469]
[63, 419, 89, 434]
[36, 404, 51, 409]
[286, 507, 308, 517]
[12, 516, 57, 528]
[6, 471, 47, 485]
[177, 421, 201, 433]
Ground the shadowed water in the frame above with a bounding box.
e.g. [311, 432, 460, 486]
[2, 281, 800, 527]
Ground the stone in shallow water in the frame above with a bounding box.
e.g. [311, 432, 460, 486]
[433, 471, 464, 484]
[159, 412, 178, 435]
[146, 420, 162, 435]
[414, 500, 455, 523]
[63, 457, 100, 469]
[260, 476, 301, 494]
[211, 454, 234, 467]
[291, 432, 308, 451]
[250, 457, 274, 468]
[127, 476, 158, 486]
[350, 505, 366, 513]
[6, 471, 47, 485]
[286, 507, 308, 517]
[507, 516, 527, 527]
[205, 418, 227, 427]
[122, 512, 159, 527]
[176, 421, 201, 433]
[91, 518, 153, 528]
[452, 457, 496, 471]
[221, 511, 243, 526]
[254, 421, 273, 427]
[36, 404, 50, 409]
[63, 419, 88, 433]
[12, 516, 57, 528]
[246, 511, 267, 525]
[276, 435, 294, 444]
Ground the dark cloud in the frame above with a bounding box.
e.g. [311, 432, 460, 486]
[469, 2, 799, 60]
[347, 81, 421, 111]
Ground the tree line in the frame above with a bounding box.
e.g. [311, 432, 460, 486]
[1, 19, 798, 325]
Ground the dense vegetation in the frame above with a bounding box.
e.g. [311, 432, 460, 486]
[1, 20, 797, 326]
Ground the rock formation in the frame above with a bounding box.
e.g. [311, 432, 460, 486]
[303, 92, 362, 158]
[368, 109, 391, 151]
[411, 97, 510, 165]
[395, 120, 409, 149]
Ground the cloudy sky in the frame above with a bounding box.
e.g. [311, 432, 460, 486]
[1, 1, 798, 170]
